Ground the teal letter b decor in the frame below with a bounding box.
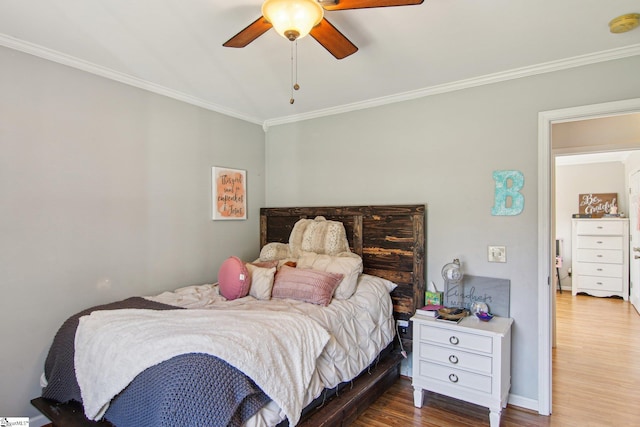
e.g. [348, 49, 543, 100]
[492, 170, 524, 216]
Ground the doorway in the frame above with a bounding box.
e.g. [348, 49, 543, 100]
[537, 97, 640, 416]
[554, 150, 638, 295]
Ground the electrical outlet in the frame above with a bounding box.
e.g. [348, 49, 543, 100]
[397, 319, 409, 336]
[488, 245, 506, 263]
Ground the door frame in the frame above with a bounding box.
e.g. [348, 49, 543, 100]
[537, 97, 640, 415]
[629, 169, 640, 313]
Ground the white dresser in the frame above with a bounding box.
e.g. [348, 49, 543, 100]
[571, 218, 629, 300]
[411, 315, 513, 427]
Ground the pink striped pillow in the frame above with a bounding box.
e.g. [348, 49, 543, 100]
[272, 265, 343, 306]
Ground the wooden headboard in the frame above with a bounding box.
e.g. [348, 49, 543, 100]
[260, 204, 426, 343]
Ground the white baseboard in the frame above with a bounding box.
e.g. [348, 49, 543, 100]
[508, 392, 540, 413]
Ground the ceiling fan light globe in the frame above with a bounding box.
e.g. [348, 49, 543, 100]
[262, 0, 324, 41]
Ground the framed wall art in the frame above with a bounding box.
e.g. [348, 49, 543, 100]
[212, 167, 246, 220]
[578, 193, 617, 218]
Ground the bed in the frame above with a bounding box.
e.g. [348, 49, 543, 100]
[32, 204, 426, 427]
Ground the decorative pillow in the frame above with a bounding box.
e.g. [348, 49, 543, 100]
[272, 265, 343, 306]
[251, 260, 279, 269]
[259, 242, 292, 261]
[246, 263, 277, 300]
[297, 251, 363, 300]
[289, 216, 350, 258]
[359, 273, 398, 293]
[218, 256, 251, 300]
[278, 259, 297, 269]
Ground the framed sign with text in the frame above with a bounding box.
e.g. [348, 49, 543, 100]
[578, 193, 617, 218]
[212, 167, 247, 220]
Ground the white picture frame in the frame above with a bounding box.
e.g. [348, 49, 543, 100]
[212, 167, 247, 220]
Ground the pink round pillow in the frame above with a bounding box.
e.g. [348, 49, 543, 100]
[218, 256, 251, 300]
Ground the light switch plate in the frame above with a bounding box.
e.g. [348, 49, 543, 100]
[488, 246, 506, 263]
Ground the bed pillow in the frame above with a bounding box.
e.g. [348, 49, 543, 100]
[278, 259, 297, 269]
[272, 265, 343, 306]
[297, 251, 363, 300]
[218, 256, 251, 300]
[259, 242, 292, 261]
[246, 263, 277, 300]
[289, 216, 350, 258]
[359, 273, 398, 293]
[251, 260, 279, 269]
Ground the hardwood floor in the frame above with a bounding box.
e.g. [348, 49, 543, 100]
[352, 292, 640, 426]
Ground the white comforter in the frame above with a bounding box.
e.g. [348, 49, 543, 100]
[75, 308, 330, 426]
[76, 273, 396, 426]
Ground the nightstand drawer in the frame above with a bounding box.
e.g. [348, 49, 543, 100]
[576, 275, 622, 292]
[419, 342, 492, 374]
[576, 248, 623, 264]
[576, 220, 624, 235]
[576, 235, 623, 250]
[574, 262, 622, 278]
[419, 323, 493, 354]
[418, 360, 492, 394]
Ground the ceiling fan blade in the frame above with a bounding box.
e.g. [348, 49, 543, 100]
[321, 0, 423, 11]
[223, 16, 272, 48]
[310, 18, 358, 59]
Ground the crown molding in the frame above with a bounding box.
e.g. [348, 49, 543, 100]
[263, 44, 640, 129]
[2, 32, 638, 131]
[0, 33, 263, 126]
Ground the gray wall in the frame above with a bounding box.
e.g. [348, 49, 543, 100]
[265, 55, 640, 404]
[3, 40, 640, 417]
[0, 46, 265, 417]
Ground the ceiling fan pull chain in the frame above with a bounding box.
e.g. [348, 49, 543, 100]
[294, 40, 300, 91]
[289, 41, 295, 104]
[289, 40, 300, 104]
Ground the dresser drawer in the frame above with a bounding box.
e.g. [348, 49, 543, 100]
[576, 235, 623, 250]
[576, 275, 623, 292]
[576, 248, 623, 264]
[576, 220, 624, 235]
[574, 262, 623, 278]
[419, 342, 492, 374]
[418, 359, 492, 394]
[418, 323, 493, 354]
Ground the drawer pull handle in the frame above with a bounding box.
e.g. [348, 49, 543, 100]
[597, 255, 603, 257]
[448, 355, 459, 364]
[449, 373, 459, 383]
[636, 255, 640, 260]
[597, 226, 603, 229]
[449, 336, 459, 345]
[634, 247, 640, 252]
[596, 241, 603, 244]
[597, 268, 603, 271]
[597, 282, 603, 285]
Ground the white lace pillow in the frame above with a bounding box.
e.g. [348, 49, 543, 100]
[297, 251, 363, 300]
[259, 242, 292, 261]
[290, 216, 350, 258]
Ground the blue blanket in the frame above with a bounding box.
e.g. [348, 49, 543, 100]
[42, 297, 270, 427]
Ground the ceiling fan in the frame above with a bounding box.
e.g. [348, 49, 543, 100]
[223, 0, 425, 60]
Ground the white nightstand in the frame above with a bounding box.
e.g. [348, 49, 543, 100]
[411, 314, 513, 427]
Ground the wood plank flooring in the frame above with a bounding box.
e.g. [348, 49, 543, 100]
[352, 292, 640, 426]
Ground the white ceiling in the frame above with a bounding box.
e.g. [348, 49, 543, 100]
[2, 0, 640, 126]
